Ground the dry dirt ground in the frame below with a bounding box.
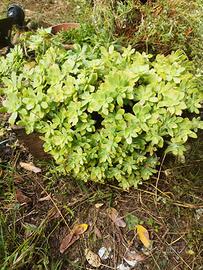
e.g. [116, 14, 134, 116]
[0, 1, 203, 270]
[0, 0, 77, 23]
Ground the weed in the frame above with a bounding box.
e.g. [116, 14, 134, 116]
[0, 164, 62, 269]
[84, 0, 203, 72]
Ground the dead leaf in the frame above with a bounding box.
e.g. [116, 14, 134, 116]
[73, 223, 88, 235]
[47, 207, 60, 221]
[16, 189, 31, 204]
[0, 46, 9, 56]
[95, 203, 104, 209]
[107, 208, 126, 228]
[12, 32, 21, 45]
[136, 225, 151, 249]
[117, 264, 130, 270]
[38, 195, 51, 202]
[60, 223, 88, 253]
[60, 233, 79, 253]
[85, 249, 101, 268]
[20, 162, 41, 173]
[94, 226, 102, 239]
[124, 250, 145, 266]
[98, 246, 112, 260]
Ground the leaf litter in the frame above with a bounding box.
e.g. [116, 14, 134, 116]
[107, 207, 126, 228]
[98, 246, 112, 260]
[85, 249, 101, 268]
[15, 189, 31, 204]
[124, 250, 145, 267]
[19, 162, 41, 173]
[60, 223, 88, 253]
[136, 225, 152, 249]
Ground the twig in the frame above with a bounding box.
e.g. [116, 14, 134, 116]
[165, 160, 203, 170]
[166, 243, 193, 270]
[150, 183, 172, 199]
[154, 153, 166, 205]
[169, 235, 184, 246]
[33, 175, 70, 231]
[135, 187, 203, 209]
[172, 202, 203, 209]
[156, 232, 193, 270]
[100, 264, 116, 269]
[150, 251, 161, 270]
[0, 138, 12, 145]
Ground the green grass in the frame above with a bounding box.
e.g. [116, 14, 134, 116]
[0, 164, 61, 269]
[83, 0, 203, 71]
[0, 160, 114, 269]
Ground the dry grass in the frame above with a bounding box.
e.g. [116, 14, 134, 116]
[0, 133, 202, 269]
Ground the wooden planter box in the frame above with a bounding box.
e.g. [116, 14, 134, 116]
[50, 22, 80, 34]
[13, 126, 50, 159]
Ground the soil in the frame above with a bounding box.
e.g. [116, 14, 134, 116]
[0, 0, 76, 24]
[0, 1, 203, 270]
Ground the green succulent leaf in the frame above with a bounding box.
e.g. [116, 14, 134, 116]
[0, 32, 202, 189]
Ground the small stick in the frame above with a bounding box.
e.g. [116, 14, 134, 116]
[154, 153, 166, 205]
[33, 175, 70, 231]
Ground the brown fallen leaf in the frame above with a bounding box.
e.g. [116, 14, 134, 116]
[85, 249, 101, 268]
[136, 225, 152, 249]
[60, 233, 79, 253]
[16, 189, 31, 204]
[124, 250, 145, 267]
[60, 223, 88, 253]
[107, 208, 126, 228]
[38, 195, 51, 202]
[47, 207, 61, 221]
[19, 162, 41, 173]
[94, 226, 102, 239]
